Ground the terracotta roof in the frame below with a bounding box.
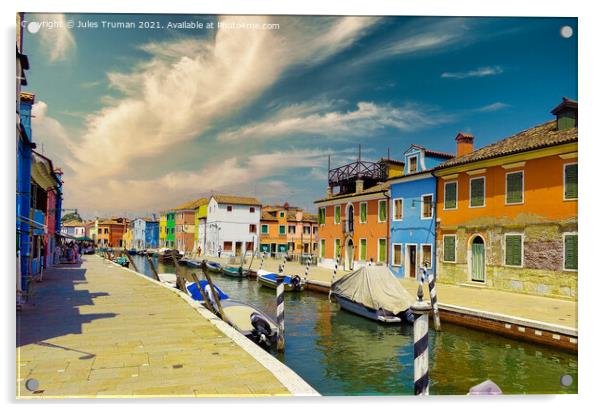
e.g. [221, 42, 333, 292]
[260, 211, 278, 221]
[212, 195, 262, 206]
[551, 97, 578, 115]
[173, 197, 208, 211]
[62, 220, 85, 227]
[437, 120, 577, 170]
[379, 158, 405, 166]
[314, 182, 390, 204]
[20, 92, 35, 103]
[302, 214, 318, 223]
[98, 219, 126, 226]
[407, 144, 455, 159]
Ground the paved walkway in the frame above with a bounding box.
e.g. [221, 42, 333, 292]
[17, 255, 290, 398]
[202, 255, 577, 329]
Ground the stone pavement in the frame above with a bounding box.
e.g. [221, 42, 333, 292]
[16, 255, 290, 398]
[203, 255, 577, 330]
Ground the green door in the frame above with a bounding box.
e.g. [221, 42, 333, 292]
[471, 237, 485, 282]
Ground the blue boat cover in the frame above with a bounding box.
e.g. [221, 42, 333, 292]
[260, 272, 294, 284]
[187, 281, 229, 302]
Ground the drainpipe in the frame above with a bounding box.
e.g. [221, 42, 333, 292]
[384, 191, 391, 267]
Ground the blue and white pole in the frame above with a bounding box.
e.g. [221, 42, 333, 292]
[412, 281, 432, 396]
[328, 253, 340, 301]
[426, 269, 441, 331]
[259, 252, 265, 271]
[276, 263, 286, 352]
[303, 255, 311, 283]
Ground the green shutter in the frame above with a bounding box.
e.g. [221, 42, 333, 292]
[505, 235, 522, 266]
[319, 208, 326, 224]
[379, 239, 386, 262]
[360, 239, 367, 260]
[335, 206, 341, 224]
[379, 201, 387, 221]
[470, 178, 485, 207]
[506, 172, 523, 204]
[565, 164, 578, 199]
[279, 225, 285, 235]
[360, 203, 367, 223]
[443, 236, 455, 262]
[320, 240, 326, 258]
[335, 239, 341, 257]
[564, 234, 578, 270]
[445, 182, 457, 209]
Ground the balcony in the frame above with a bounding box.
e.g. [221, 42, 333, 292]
[328, 160, 386, 195]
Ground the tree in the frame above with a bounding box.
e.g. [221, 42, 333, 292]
[62, 212, 82, 222]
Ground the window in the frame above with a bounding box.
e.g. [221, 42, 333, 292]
[393, 198, 403, 220]
[421, 244, 432, 268]
[564, 233, 578, 270]
[378, 238, 387, 263]
[334, 205, 341, 224]
[444, 182, 457, 210]
[335, 239, 341, 257]
[279, 212, 285, 218]
[408, 155, 418, 173]
[303, 226, 311, 235]
[318, 207, 326, 225]
[223, 241, 232, 251]
[506, 171, 524, 204]
[261, 224, 269, 234]
[288, 225, 296, 234]
[564, 163, 577, 200]
[392, 244, 402, 266]
[227, 205, 233, 212]
[378, 200, 387, 222]
[421, 194, 433, 219]
[360, 202, 367, 223]
[250, 207, 255, 213]
[359, 238, 367, 260]
[320, 239, 326, 258]
[442, 235, 456, 262]
[470, 177, 486, 208]
[249, 224, 257, 233]
[313, 226, 318, 234]
[288, 242, 295, 251]
[279, 225, 286, 235]
[504, 234, 523, 267]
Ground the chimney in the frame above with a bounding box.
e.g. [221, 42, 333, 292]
[551, 97, 578, 131]
[455, 132, 474, 157]
[327, 186, 333, 197]
[355, 179, 364, 193]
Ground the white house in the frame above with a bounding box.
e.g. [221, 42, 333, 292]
[200, 195, 261, 257]
[132, 218, 146, 249]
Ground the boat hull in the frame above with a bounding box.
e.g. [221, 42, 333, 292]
[257, 274, 303, 291]
[335, 295, 403, 323]
[222, 266, 244, 278]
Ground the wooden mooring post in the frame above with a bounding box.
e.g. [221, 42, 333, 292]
[412, 281, 432, 396]
[200, 260, 227, 322]
[146, 254, 160, 281]
[190, 270, 217, 316]
[171, 250, 186, 292]
[124, 250, 138, 273]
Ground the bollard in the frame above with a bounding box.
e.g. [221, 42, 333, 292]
[303, 254, 312, 283]
[328, 253, 340, 301]
[412, 281, 432, 396]
[276, 273, 285, 352]
[425, 268, 441, 332]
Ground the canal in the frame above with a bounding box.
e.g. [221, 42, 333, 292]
[131, 255, 577, 396]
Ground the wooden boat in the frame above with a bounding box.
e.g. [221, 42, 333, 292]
[180, 258, 202, 268]
[257, 269, 304, 291]
[204, 261, 222, 274]
[221, 265, 244, 278]
[185, 281, 279, 349]
[157, 273, 178, 288]
[113, 256, 129, 268]
[127, 248, 138, 255]
[157, 248, 183, 262]
[331, 266, 414, 324]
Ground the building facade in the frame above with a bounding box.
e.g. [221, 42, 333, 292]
[145, 219, 159, 249]
[165, 212, 176, 248]
[174, 198, 207, 253]
[194, 201, 209, 254]
[434, 98, 578, 300]
[159, 213, 167, 248]
[388, 145, 453, 278]
[97, 218, 127, 248]
[203, 195, 261, 257]
[259, 204, 319, 257]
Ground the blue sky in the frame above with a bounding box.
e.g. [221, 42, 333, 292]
[23, 14, 577, 218]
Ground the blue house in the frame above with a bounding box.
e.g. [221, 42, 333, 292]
[388, 145, 454, 279]
[145, 220, 159, 249]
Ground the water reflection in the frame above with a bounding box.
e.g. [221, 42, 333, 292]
[131, 255, 577, 395]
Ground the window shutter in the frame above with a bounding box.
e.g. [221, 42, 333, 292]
[565, 164, 578, 199]
[564, 235, 578, 270]
[471, 178, 484, 207]
[505, 235, 522, 266]
[335, 206, 340, 223]
[360, 239, 367, 260]
[506, 173, 523, 204]
[379, 201, 387, 221]
[445, 183, 457, 209]
[360, 203, 367, 222]
[379, 239, 386, 262]
[443, 237, 455, 262]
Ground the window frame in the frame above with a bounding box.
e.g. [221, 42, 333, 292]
[505, 171, 525, 205]
[443, 181, 458, 210]
[377, 238, 387, 263]
[359, 202, 368, 224]
[261, 224, 269, 234]
[421, 194, 434, 220]
[278, 225, 286, 235]
[334, 205, 341, 225]
[421, 243, 433, 269]
[318, 207, 326, 225]
[563, 162, 578, 201]
[408, 155, 419, 173]
[391, 243, 403, 267]
[359, 238, 367, 261]
[442, 234, 457, 263]
[320, 239, 326, 258]
[469, 176, 486, 208]
[563, 232, 578, 271]
[334, 238, 341, 258]
[392, 198, 404, 221]
[378, 199, 387, 223]
[503, 233, 524, 268]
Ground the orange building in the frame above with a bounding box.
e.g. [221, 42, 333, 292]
[259, 204, 318, 257]
[434, 98, 578, 299]
[314, 157, 403, 270]
[96, 218, 128, 248]
[174, 197, 207, 253]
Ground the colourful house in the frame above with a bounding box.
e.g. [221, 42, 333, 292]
[145, 219, 159, 249]
[259, 204, 319, 257]
[159, 213, 167, 248]
[194, 200, 209, 254]
[388, 145, 454, 278]
[174, 197, 207, 253]
[165, 212, 176, 248]
[434, 98, 578, 300]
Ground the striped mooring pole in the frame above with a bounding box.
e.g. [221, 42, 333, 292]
[328, 253, 341, 301]
[303, 254, 311, 283]
[412, 280, 432, 396]
[258, 252, 265, 271]
[426, 269, 441, 331]
[276, 263, 286, 352]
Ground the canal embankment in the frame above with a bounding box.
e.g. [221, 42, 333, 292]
[17, 255, 318, 398]
[192, 254, 577, 351]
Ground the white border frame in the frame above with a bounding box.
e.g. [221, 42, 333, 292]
[505, 170, 525, 205]
[467, 233, 486, 283]
[391, 242, 403, 267]
[407, 154, 419, 174]
[405, 243, 418, 278]
[359, 201, 368, 224]
[563, 162, 578, 201]
[334, 204, 341, 225]
[442, 234, 457, 263]
[503, 232, 524, 268]
[421, 193, 434, 219]
[359, 237, 367, 261]
[392, 197, 403, 221]
[377, 199, 387, 223]
[377, 237, 387, 263]
[420, 243, 433, 269]
[318, 207, 326, 226]
[469, 176, 486, 208]
[563, 232, 578, 272]
[443, 181, 458, 210]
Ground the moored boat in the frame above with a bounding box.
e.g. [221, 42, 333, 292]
[331, 266, 414, 323]
[157, 273, 178, 288]
[114, 256, 130, 268]
[257, 269, 304, 291]
[157, 248, 183, 262]
[204, 261, 222, 274]
[180, 257, 202, 268]
[127, 248, 138, 255]
[221, 265, 244, 278]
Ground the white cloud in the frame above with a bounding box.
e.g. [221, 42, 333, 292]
[441, 65, 504, 79]
[219, 101, 450, 141]
[31, 101, 73, 167]
[475, 102, 509, 112]
[37, 14, 76, 63]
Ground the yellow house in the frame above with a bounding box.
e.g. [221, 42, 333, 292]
[159, 213, 167, 248]
[122, 225, 134, 249]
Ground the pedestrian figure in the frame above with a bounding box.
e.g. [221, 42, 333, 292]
[218, 246, 222, 258]
[197, 246, 201, 257]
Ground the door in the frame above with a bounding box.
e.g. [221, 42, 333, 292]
[408, 245, 417, 278]
[345, 239, 354, 270]
[471, 237, 485, 282]
[235, 242, 242, 256]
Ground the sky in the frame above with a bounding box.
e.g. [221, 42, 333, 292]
[22, 14, 577, 219]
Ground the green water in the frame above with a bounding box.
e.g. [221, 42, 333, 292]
[132, 255, 578, 395]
